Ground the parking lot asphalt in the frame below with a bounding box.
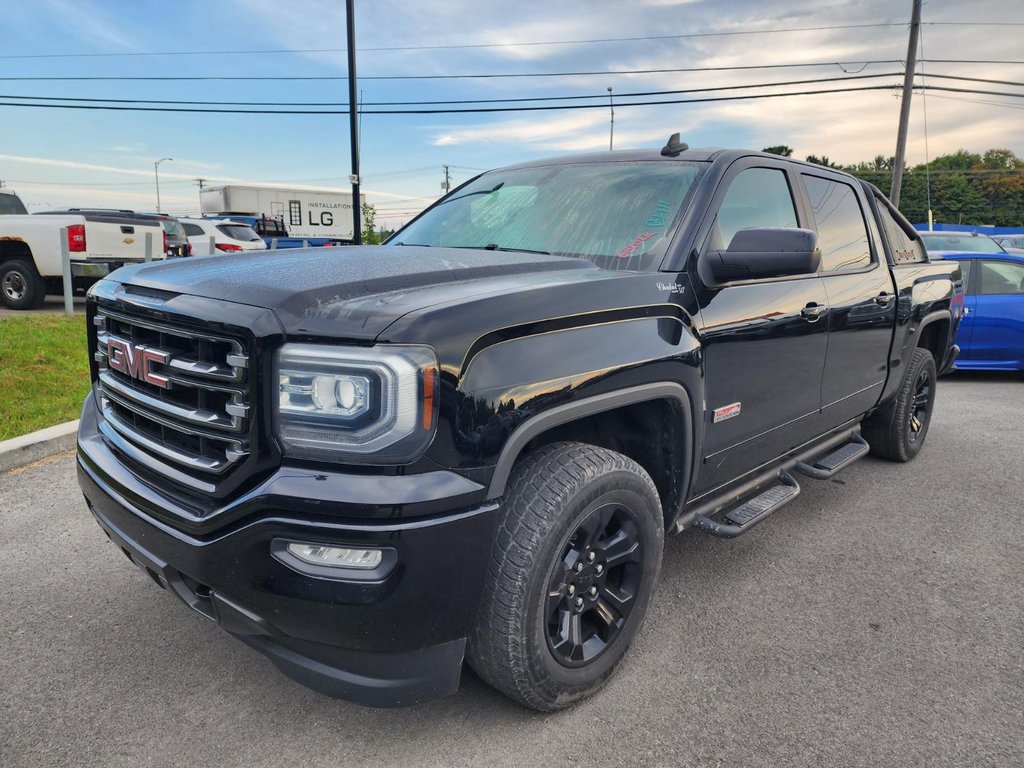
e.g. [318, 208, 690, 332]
[0, 295, 85, 318]
[1, 373, 1021, 768]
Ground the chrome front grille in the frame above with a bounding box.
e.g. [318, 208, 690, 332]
[93, 308, 251, 476]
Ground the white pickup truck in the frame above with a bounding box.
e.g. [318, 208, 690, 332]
[0, 189, 164, 310]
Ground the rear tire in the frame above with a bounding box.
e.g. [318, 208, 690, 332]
[863, 347, 937, 462]
[468, 442, 664, 711]
[0, 259, 46, 310]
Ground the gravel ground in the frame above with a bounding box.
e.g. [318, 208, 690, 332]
[1, 372, 1021, 768]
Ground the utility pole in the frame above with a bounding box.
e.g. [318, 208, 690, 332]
[890, 0, 922, 207]
[345, 0, 362, 244]
[442, 165, 451, 195]
[195, 177, 207, 213]
[608, 87, 615, 151]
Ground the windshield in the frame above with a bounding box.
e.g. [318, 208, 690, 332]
[392, 161, 706, 270]
[920, 233, 1004, 253]
[161, 220, 186, 239]
[217, 224, 262, 242]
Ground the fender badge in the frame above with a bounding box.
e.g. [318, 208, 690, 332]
[713, 402, 741, 423]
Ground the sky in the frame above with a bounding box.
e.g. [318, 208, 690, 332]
[0, 0, 1021, 228]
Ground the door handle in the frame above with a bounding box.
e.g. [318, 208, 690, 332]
[800, 303, 828, 322]
[963, 307, 971, 316]
[873, 292, 894, 307]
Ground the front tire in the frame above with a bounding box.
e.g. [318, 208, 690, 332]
[468, 442, 664, 711]
[863, 347, 937, 462]
[0, 259, 46, 310]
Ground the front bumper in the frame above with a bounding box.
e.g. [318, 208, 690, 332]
[77, 398, 500, 707]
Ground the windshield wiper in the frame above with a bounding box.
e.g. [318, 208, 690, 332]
[391, 242, 430, 246]
[483, 243, 551, 255]
[435, 181, 505, 207]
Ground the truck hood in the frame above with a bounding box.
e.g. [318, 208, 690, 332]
[107, 245, 607, 339]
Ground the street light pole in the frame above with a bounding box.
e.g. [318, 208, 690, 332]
[154, 157, 173, 213]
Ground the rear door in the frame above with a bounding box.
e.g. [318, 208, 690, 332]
[799, 172, 896, 425]
[693, 160, 830, 494]
[969, 258, 1024, 367]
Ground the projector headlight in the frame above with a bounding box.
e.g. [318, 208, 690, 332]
[274, 343, 438, 463]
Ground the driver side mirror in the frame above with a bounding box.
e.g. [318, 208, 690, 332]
[706, 228, 820, 282]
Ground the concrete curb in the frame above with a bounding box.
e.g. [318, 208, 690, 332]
[0, 420, 79, 473]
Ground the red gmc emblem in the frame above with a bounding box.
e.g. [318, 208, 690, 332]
[106, 336, 172, 389]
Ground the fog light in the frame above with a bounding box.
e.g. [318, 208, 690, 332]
[286, 542, 383, 570]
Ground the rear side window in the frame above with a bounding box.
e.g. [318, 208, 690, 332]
[217, 224, 262, 242]
[877, 199, 927, 263]
[712, 167, 798, 249]
[802, 175, 872, 272]
[979, 260, 1024, 295]
[0, 194, 28, 215]
[181, 223, 205, 236]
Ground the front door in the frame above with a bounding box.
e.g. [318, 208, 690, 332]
[693, 162, 830, 496]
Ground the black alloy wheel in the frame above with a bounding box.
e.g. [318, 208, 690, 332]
[863, 346, 937, 462]
[468, 442, 664, 711]
[908, 366, 933, 444]
[545, 503, 644, 667]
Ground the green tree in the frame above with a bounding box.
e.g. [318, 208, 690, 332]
[360, 201, 382, 244]
[761, 145, 794, 157]
[805, 155, 838, 168]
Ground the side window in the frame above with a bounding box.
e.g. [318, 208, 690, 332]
[0, 194, 28, 215]
[181, 223, 204, 237]
[875, 197, 927, 263]
[979, 260, 1024, 295]
[956, 260, 973, 294]
[710, 167, 798, 250]
[802, 175, 872, 272]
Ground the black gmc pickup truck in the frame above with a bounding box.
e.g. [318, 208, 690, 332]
[77, 136, 962, 711]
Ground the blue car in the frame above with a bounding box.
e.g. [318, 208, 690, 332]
[933, 251, 1024, 370]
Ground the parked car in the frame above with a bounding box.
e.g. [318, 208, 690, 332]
[992, 235, 1024, 253]
[204, 213, 348, 249]
[77, 138, 960, 710]
[42, 209, 191, 258]
[0, 193, 164, 309]
[934, 251, 1024, 370]
[920, 231, 1009, 256]
[179, 218, 267, 256]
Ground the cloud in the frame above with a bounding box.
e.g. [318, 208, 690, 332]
[38, 0, 136, 51]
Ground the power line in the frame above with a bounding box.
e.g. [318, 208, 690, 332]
[926, 93, 1024, 111]
[0, 25, 909, 60]
[0, 72, 905, 108]
[1, 83, 1021, 117]
[0, 84, 904, 115]
[0, 59, 1018, 83]
[2, 21, 1021, 61]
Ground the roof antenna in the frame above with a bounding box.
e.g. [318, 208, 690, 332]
[661, 132, 689, 157]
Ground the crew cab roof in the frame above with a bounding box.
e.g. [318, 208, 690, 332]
[489, 147, 867, 179]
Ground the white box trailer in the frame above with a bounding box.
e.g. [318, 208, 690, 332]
[200, 185, 363, 240]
